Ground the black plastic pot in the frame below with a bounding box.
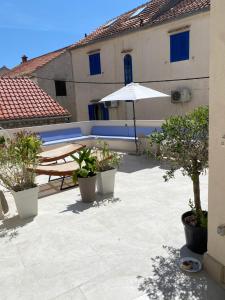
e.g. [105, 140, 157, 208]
[182, 211, 208, 255]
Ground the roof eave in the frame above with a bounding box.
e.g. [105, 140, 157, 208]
[9, 48, 69, 78]
[0, 114, 71, 124]
[30, 49, 68, 75]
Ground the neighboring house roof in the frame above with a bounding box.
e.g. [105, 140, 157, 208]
[71, 0, 210, 49]
[8, 47, 68, 77]
[0, 66, 10, 76]
[0, 77, 70, 122]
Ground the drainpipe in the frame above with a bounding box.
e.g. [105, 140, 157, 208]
[69, 49, 78, 121]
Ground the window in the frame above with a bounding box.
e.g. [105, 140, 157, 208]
[88, 103, 109, 120]
[103, 18, 117, 28]
[130, 6, 146, 18]
[124, 54, 133, 85]
[89, 53, 101, 75]
[170, 31, 190, 63]
[55, 80, 67, 96]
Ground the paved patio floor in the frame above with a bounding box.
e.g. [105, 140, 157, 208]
[1, 154, 225, 300]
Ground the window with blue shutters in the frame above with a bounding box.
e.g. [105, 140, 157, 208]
[88, 104, 96, 120]
[89, 53, 101, 75]
[170, 31, 190, 63]
[88, 104, 109, 120]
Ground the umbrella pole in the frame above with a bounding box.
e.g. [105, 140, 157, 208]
[132, 101, 138, 153]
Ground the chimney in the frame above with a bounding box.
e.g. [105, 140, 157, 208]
[21, 55, 28, 64]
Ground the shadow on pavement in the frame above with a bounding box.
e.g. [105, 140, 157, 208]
[137, 245, 225, 300]
[60, 193, 121, 214]
[119, 154, 170, 174]
[0, 215, 34, 240]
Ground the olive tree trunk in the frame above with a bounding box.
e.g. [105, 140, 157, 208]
[192, 173, 202, 212]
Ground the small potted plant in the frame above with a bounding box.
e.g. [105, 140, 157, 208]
[95, 141, 122, 195]
[72, 148, 97, 203]
[0, 131, 42, 219]
[149, 106, 209, 254]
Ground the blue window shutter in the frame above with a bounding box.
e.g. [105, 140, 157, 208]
[88, 104, 95, 120]
[89, 53, 101, 75]
[170, 31, 190, 63]
[100, 104, 109, 120]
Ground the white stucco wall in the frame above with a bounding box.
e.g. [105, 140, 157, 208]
[208, 0, 225, 268]
[71, 12, 209, 121]
[34, 51, 77, 121]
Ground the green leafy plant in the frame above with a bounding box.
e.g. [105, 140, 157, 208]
[0, 131, 42, 192]
[147, 130, 164, 158]
[72, 148, 97, 184]
[94, 141, 122, 172]
[0, 136, 5, 145]
[149, 106, 209, 227]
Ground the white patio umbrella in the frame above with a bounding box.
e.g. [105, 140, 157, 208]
[100, 82, 170, 153]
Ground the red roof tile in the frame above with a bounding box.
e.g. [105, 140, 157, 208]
[8, 47, 68, 77]
[153, 0, 210, 25]
[71, 0, 210, 49]
[0, 77, 70, 122]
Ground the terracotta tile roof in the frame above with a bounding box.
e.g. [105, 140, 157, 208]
[0, 77, 70, 122]
[153, 0, 210, 25]
[8, 47, 68, 77]
[71, 0, 210, 49]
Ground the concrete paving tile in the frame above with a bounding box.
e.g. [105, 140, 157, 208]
[53, 287, 87, 300]
[0, 272, 24, 300]
[1, 258, 109, 300]
[0, 245, 24, 280]
[133, 295, 149, 300]
[80, 270, 144, 300]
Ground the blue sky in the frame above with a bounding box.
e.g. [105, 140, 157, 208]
[0, 0, 144, 68]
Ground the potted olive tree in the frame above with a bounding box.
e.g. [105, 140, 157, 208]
[72, 148, 97, 203]
[0, 131, 42, 219]
[149, 106, 209, 254]
[94, 141, 122, 195]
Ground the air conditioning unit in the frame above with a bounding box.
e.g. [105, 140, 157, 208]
[171, 88, 192, 103]
[104, 101, 119, 108]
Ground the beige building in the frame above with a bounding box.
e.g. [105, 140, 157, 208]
[204, 0, 225, 287]
[9, 48, 77, 121]
[70, 0, 210, 121]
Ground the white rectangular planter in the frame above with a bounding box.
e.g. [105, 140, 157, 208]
[97, 168, 117, 195]
[12, 186, 39, 219]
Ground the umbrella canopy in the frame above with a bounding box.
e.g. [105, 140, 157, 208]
[100, 82, 169, 153]
[100, 82, 169, 103]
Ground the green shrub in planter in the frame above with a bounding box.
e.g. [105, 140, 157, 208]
[95, 141, 122, 172]
[0, 131, 42, 192]
[94, 141, 122, 195]
[0, 131, 42, 219]
[72, 148, 97, 203]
